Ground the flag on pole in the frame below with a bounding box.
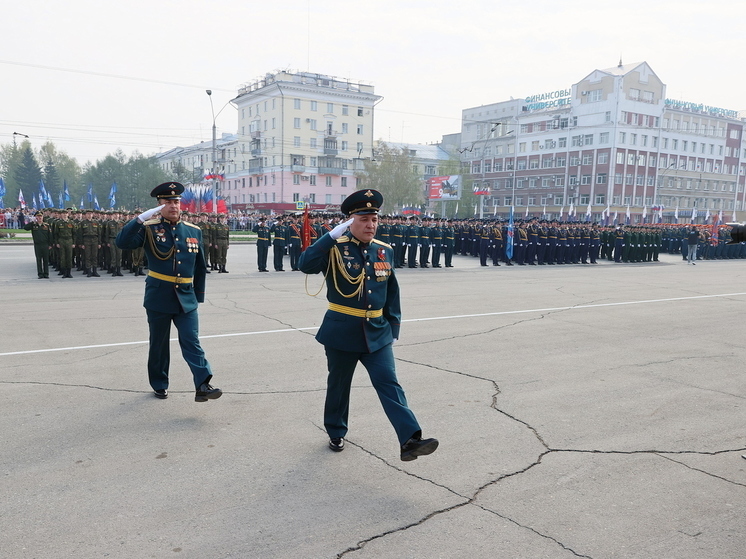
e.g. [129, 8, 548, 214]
[542, 205, 547, 218]
[87, 184, 93, 203]
[32, 194, 38, 210]
[58, 191, 63, 208]
[613, 211, 618, 224]
[0, 177, 5, 198]
[691, 207, 697, 223]
[301, 202, 311, 251]
[63, 180, 70, 201]
[586, 203, 592, 221]
[704, 209, 710, 223]
[18, 189, 26, 208]
[732, 209, 737, 222]
[525, 204, 529, 218]
[506, 205, 515, 260]
[569, 203, 575, 220]
[711, 211, 720, 245]
[454, 202, 458, 218]
[559, 206, 564, 220]
[625, 206, 631, 224]
[674, 205, 679, 222]
[642, 206, 647, 224]
[94, 195, 101, 211]
[109, 193, 116, 208]
[80, 194, 85, 209]
[109, 182, 117, 200]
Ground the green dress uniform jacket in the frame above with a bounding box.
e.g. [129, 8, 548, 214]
[298, 232, 400, 354]
[116, 217, 207, 314]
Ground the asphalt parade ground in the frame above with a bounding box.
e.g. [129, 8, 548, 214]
[1, 241, 745, 559]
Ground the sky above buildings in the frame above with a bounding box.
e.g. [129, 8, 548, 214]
[2, 0, 745, 165]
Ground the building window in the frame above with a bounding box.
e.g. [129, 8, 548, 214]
[293, 175, 300, 185]
[294, 98, 301, 109]
[309, 119, 317, 130]
[587, 89, 602, 102]
[582, 154, 593, 165]
[310, 101, 317, 111]
[325, 176, 332, 186]
[558, 137, 567, 148]
[309, 175, 316, 185]
[595, 194, 606, 205]
[310, 138, 317, 149]
[584, 134, 593, 145]
[598, 152, 609, 164]
[293, 136, 301, 147]
[341, 177, 347, 187]
[619, 132, 626, 144]
[597, 174, 607, 184]
[293, 193, 300, 202]
[357, 124, 364, 134]
[326, 103, 334, 113]
[294, 118, 301, 129]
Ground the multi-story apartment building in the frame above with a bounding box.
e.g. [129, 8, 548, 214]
[461, 62, 745, 223]
[157, 70, 381, 212]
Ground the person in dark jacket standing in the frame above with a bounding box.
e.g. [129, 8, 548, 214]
[252, 217, 271, 272]
[116, 182, 221, 402]
[24, 210, 53, 278]
[298, 189, 438, 462]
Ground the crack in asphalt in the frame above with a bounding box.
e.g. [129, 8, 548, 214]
[330, 354, 746, 559]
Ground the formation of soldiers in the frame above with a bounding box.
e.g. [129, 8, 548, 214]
[24, 208, 746, 279]
[24, 208, 232, 279]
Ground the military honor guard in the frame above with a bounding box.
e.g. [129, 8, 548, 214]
[115, 181, 221, 402]
[252, 217, 271, 272]
[298, 189, 438, 462]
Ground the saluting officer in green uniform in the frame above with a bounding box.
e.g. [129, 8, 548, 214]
[116, 182, 221, 402]
[298, 189, 438, 462]
[24, 210, 53, 279]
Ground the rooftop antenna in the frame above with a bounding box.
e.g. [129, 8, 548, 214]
[618, 55, 623, 68]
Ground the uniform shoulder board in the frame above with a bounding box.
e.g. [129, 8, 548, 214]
[336, 235, 350, 243]
[183, 221, 200, 229]
[143, 218, 161, 226]
[371, 239, 392, 250]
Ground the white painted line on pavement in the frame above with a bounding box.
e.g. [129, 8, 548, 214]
[2, 292, 745, 357]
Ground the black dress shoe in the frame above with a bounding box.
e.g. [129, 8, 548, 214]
[329, 438, 345, 452]
[400, 436, 439, 462]
[154, 389, 168, 399]
[195, 382, 222, 402]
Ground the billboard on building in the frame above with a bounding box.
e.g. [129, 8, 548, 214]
[427, 175, 461, 200]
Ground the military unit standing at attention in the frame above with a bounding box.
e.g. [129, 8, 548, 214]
[20, 205, 746, 281]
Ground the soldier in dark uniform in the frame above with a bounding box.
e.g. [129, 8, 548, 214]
[24, 210, 53, 279]
[589, 223, 601, 264]
[418, 217, 431, 268]
[287, 216, 303, 271]
[252, 216, 271, 272]
[270, 216, 288, 271]
[430, 219, 443, 267]
[614, 225, 625, 263]
[391, 216, 405, 268]
[115, 181, 221, 402]
[298, 189, 438, 462]
[443, 220, 455, 267]
[405, 217, 419, 268]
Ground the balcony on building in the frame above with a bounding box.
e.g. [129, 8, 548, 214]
[250, 130, 262, 139]
[323, 138, 338, 155]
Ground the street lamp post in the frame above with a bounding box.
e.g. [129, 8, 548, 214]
[206, 90, 218, 214]
[12, 131, 29, 148]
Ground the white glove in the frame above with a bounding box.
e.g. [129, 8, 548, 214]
[330, 217, 354, 240]
[392, 338, 398, 346]
[137, 205, 165, 223]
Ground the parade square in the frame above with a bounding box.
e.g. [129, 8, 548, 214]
[2, 243, 745, 559]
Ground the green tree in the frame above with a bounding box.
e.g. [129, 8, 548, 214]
[0, 139, 31, 207]
[356, 142, 424, 213]
[14, 147, 43, 206]
[37, 142, 82, 205]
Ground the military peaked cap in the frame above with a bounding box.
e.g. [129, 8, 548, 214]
[341, 189, 383, 216]
[151, 181, 185, 199]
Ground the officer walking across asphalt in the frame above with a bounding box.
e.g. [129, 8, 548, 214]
[298, 189, 438, 462]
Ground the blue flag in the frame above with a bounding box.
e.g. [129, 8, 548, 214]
[506, 205, 515, 260]
[94, 195, 101, 211]
[80, 194, 85, 208]
[109, 182, 117, 199]
[58, 191, 64, 209]
[0, 176, 5, 197]
[32, 194, 38, 210]
[87, 184, 93, 202]
[63, 180, 70, 201]
[109, 193, 116, 208]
